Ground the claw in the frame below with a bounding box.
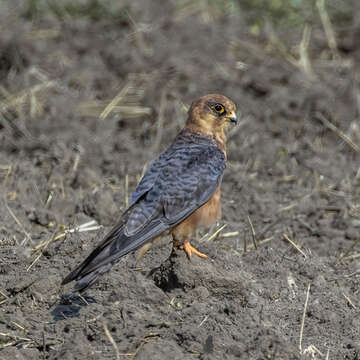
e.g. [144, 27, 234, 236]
[173, 238, 208, 259]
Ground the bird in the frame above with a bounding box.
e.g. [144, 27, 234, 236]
[62, 94, 237, 292]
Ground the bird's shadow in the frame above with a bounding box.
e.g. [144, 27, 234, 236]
[51, 293, 97, 321]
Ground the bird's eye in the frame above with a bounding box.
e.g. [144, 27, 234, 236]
[213, 104, 225, 115]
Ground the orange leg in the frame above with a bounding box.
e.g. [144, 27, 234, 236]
[173, 237, 208, 259]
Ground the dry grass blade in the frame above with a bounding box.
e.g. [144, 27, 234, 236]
[349, 205, 360, 219]
[99, 83, 132, 120]
[262, 24, 316, 80]
[342, 293, 356, 309]
[0, 289, 7, 305]
[246, 236, 273, 251]
[79, 102, 152, 118]
[32, 220, 102, 253]
[130, 334, 159, 360]
[72, 150, 82, 174]
[126, 11, 153, 55]
[78, 294, 89, 306]
[0, 341, 16, 349]
[337, 237, 360, 263]
[303, 345, 324, 358]
[1, 81, 56, 117]
[247, 215, 257, 249]
[2, 165, 33, 245]
[240, 236, 274, 255]
[316, 0, 339, 59]
[27, 231, 60, 271]
[316, 112, 360, 153]
[107, 105, 152, 117]
[204, 224, 227, 242]
[103, 322, 120, 360]
[278, 193, 313, 213]
[283, 234, 307, 258]
[175, 0, 226, 23]
[32, 232, 66, 253]
[221, 231, 239, 238]
[0, 332, 33, 349]
[140, 163, 148, 178]
[298, 25, 316, 80]
[64, 220, 102, 233]
[299, 283, 311, 353]
[4, 198, 33, 244]
[11, 321, 28, 333]
[82, 73, 153, 120]
[342, 253, 360, 261]
[27, 252, 44, 272]
[266, 26, 315, 80]
[198, 315, 209, 328]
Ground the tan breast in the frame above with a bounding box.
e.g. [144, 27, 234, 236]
[193, 185, 222, 227]
[171, 185, 222, 239]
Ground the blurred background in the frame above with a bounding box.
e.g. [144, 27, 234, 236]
[0, 0, 358, 225]
[1, 1, 360, 359]
[0, 0, 358, 208]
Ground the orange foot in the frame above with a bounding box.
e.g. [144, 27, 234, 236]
[174, 238, 208, 259]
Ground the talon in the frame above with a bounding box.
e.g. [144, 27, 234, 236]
[173, 238, 208, 259]
[184, 241, 208, 259]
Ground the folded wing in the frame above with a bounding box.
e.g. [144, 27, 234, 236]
[62, 134, 226, 291]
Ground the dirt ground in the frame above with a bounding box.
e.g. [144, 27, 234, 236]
[1, 1, 360, 359]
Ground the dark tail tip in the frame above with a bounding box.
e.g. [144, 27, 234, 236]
[61, 267, 82, 286]
[62, 263, 113, 292]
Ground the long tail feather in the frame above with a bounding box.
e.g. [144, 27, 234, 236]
[62, 218, 167, 292]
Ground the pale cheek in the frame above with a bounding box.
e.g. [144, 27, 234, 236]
[197, 114, 223, 131]
[200, 118, 215, 131]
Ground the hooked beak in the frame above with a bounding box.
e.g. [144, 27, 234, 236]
[228, 111, 238, 124]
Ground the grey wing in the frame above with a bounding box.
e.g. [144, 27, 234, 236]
[130, 163, 159, 205]
[161, 145, 225, 222]
[130, 146, 176, 204]
[62, 143, 225, 291]
[126, 144, 226, 232]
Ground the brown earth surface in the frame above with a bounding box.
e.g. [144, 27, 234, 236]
[1, 1, 360, 359]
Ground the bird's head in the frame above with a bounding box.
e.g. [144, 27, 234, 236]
[186, 94, 238, 136]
